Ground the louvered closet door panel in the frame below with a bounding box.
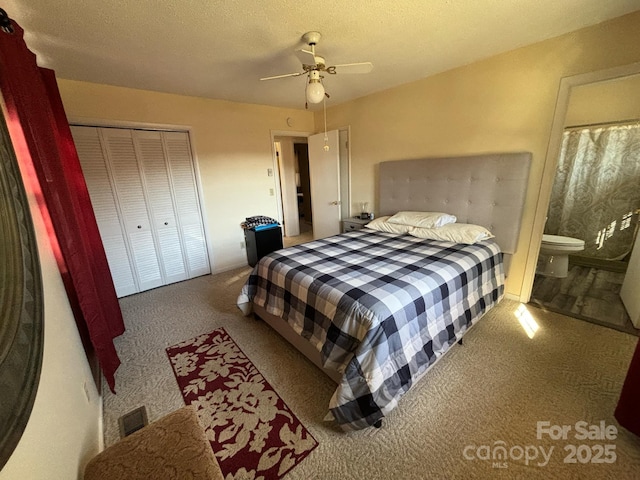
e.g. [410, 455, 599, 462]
[70, 126, 138, 297]
[163, 132, 210, 276]
[100, 128, 163, 292]
[133, 130, 188, 284]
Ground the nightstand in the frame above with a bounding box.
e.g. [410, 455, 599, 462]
[342, 217, 370, 233]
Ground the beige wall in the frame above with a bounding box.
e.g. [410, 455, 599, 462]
[565, 72, 640, 126]
[318, 11, 640, 298]
[0, 182, 102, 479]
[56, 81, 315, 272]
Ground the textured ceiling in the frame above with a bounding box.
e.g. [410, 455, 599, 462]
[3, 0, 640, 110]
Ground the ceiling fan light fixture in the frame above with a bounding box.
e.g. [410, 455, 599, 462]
[260, 31, 373, 107]
[305, 70, 325, 104]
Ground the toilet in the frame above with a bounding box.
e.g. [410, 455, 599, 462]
[537, 234, 585, 278]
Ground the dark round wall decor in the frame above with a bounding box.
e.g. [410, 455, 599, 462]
[0, 106, 44, 468]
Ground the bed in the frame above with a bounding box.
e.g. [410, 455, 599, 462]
[237, 152, 531, 430]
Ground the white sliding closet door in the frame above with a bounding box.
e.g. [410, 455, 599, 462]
[163, 132, 210, 277]
[71, 127, 138, 297]
[100, 128, 164, 292]
[72, 125, 210, 297]
[133, 130, 188, 284]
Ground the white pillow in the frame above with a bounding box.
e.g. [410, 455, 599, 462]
[387, 211, 457, 228]
[409, 223, 494, 244]
[365, 216, 412, 234]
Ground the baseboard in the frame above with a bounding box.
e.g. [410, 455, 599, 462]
[504, 292, 520, 302]
[569, 255, 628, 273]
[212, 261, 252, 275]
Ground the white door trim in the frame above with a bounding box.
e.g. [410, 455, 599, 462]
[520, 61, 640, 303]
[68, 116, 191, 132]
[338, 126, 352, 218]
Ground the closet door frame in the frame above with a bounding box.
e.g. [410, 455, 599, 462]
[70, 118, 214, 276]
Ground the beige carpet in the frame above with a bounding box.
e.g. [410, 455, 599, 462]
[104, 268, 640, 479]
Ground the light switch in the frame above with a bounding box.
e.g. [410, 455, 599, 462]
[267, 168, 273, 177]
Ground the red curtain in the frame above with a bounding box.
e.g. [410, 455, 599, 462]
[615, 339, 640, 436]
[0, 18, 124, 391]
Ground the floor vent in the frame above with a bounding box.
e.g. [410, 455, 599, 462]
[118, 406, 148, 438]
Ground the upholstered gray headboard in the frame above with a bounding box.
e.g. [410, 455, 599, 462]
[378, 152, 531, 274]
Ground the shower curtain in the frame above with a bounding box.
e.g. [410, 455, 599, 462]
[546, 122, 640, 260]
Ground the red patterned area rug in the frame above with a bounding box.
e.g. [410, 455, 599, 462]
[166, 328, 318, 480]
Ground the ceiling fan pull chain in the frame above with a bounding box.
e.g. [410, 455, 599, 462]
[323, 97, 329, 152]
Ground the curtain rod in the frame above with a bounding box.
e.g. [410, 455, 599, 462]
[565, 118, 640, 131]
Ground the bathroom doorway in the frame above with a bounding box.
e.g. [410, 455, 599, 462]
[272, 127, 351, 247]
[273, 136, 314, 246]
[529, 73, 640, 336]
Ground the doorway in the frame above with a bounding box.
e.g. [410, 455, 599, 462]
[294, 143, 313, 242]
[273, 136, 313, 245]
[529, 73, 640, 336]
[273, 128, 351, 246]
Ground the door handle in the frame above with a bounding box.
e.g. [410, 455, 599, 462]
[330, 201, 341, 206]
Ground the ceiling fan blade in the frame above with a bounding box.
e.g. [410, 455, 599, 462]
[295, 48, 317, 65]
[260, 72, 304, 81]
[328, 62, 374, 74]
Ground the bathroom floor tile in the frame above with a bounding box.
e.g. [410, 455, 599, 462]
[530, 265, 638, 337]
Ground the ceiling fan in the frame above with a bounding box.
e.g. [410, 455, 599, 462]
[260, 31, 373, 106]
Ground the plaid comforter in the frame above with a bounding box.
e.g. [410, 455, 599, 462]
[237, 229, 504, 430]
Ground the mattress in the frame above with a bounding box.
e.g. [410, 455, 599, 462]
[237, 229, 504, 430]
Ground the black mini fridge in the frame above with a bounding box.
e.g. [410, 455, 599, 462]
[244, 225, 283, 267]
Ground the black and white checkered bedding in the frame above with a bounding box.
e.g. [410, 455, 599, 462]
[237, 229, 504, 430]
